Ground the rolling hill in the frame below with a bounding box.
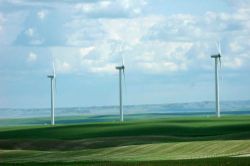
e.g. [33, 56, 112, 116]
[1, 116, 250, 165]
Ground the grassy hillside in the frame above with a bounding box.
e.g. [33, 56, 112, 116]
[1, 116, 250, 165]
[1, 116, 250, 139]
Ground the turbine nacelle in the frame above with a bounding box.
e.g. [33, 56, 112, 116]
[47, 75, 55, 79]
[116, 65, 125, 70]
[211, 54, 221, 58]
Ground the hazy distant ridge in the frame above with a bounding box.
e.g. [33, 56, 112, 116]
[0, 100, 250, 119]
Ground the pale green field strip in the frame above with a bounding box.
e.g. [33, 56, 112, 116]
[1, 140, 250, 163]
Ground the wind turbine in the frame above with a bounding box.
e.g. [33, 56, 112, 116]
[211, 42, 222, 118]
[47, 60, 56, 125]
[115, 55, 126, 122]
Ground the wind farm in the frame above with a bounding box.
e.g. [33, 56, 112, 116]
[0, 0, 250, 166]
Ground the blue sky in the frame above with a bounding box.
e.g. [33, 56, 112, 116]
[0, 0, 249, 108]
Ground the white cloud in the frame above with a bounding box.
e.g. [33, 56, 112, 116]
[37, 10, 47, 20]
[65, 19, 105, 45]
[79, 46, 95, 58]
[132, 41, 192, 73]
[102, 16, 163, 44]
[138, 61, 181, 73]
[51, 45, 115, 74]
[120, 0, 147, 10]
[25, 28, 34, 37]
[99, 1, 112, 8]
[229, 41, 242, 52]
[27, 52, 37, 63]
[33, 0, 250, 74]
[23, 27, 44, 45]
[0, 13, 5, 32]
[65, 15, 164, 46]
[73, 0, 147, 18]
[71, 40, 193, 74]
[0, 11, 27, 45]
[3, 0, 250, 75]
[224, 57, 243, 69]
[143, 3, 250, 71]
[57, 62, 72, 73]
[89, 63, 116, 74]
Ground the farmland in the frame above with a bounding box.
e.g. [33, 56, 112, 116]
[0, 116, 250, 165]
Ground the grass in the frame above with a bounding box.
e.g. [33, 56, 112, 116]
[1, 157, 250, 166]
[1, 116, 250, 140]
[0, 116, 250, 165]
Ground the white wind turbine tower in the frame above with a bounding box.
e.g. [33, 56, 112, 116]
[47, 60, 56, 125]
[211, 42, 222, 118]
[115, 47, 126, 122]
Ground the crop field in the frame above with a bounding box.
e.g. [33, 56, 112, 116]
[0, 116, 250, 165]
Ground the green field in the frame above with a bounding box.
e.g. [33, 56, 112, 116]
[1, 116, 250, 165]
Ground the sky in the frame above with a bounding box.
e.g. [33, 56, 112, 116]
[0, 0, 249, 108]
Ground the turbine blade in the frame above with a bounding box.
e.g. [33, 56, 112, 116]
[122, 55, 124, 66]
[216, 41, 223, 70]
[219, 57, 222, 69]
[216, 41, 222, 55]
[121, 43, 126, 92]
[219, 57, 223, 85]
[217, 41, 222, 70]
[216, 41, 219, 53]
[119, 42, 125, 66]
[219, 42, 221, 55]
[54, 77, 57, 93]
[53, 60, 56, 78]
[52, 57, 57, 92]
